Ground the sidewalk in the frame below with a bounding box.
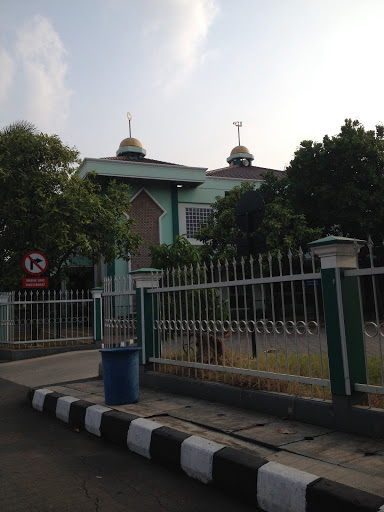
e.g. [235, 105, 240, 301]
[35, 376, 384, 499]
[1, 350, 384, 508]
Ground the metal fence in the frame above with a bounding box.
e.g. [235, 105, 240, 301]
[346, 238, 384, 407]
[103, 276, 137, 348]
[0, 289, 93, 347]
[148, 250, 331, 401]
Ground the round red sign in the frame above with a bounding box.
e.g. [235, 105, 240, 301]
[22, 251, 48, 276]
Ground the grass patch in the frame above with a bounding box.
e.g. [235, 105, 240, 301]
[157, 349, 331, 400]
[156, 347, 384, 408]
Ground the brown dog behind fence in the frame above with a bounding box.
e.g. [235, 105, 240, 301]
[188, 332, 224, 365]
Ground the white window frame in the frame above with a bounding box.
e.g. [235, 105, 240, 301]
[178, 202, 212, 245]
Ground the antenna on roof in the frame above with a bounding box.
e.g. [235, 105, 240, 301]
[233, 121, 242, 146]
[127, 112, 132, 138]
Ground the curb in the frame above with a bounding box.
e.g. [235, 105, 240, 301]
[0, 342, 100, 361]
[28, 388, 384, 512]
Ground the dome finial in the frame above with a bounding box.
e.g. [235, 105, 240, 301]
[127, 112, 132, 137]
[233, 121, 242, 146]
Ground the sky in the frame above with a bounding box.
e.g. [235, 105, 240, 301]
[0, 0, 383, 172]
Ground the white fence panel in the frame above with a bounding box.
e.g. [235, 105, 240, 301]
[345, 237, 384, 407]
[0, 289, 93, 346]
[149, 250, 330, 401]
[102, 276, 137, 348]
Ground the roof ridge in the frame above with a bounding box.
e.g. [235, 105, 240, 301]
[99, 156, 184, 166]
[207, 164, 283, 174]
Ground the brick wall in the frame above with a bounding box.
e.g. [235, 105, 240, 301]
[130, 189, 164, 271]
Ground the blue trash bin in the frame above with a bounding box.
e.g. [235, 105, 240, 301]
[100, 346, 142, 405]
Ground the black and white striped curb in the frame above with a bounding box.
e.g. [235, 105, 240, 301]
[29, 388, 384, 512]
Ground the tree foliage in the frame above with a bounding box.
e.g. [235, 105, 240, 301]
[260, 196, 321, 254]
[149, 236, 228, 333]
[0, 122, 142, 290]
[196, 182, 256, 261]
[195, 182, 320, 261]
[149, 235, 201, 270]
[283, 119, 384, 239]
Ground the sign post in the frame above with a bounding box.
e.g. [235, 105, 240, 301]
[235, 191, 266, 359]
[22, 251, 49, 288]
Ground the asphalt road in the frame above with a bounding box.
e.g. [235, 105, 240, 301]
[0, 377, 256, 512]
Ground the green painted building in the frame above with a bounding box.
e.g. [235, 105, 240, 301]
[78, 134, 283, 282]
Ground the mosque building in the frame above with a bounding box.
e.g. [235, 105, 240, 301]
[77, 126, 283, 283]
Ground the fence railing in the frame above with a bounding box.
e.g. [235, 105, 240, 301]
[4, 235, 381, 412]
[0, 289, 93, 347]
[148, 250, 331, 401]
[345, 237, 384, 407]
[102, 276, 137, 348]
[96, 236, 384, 410]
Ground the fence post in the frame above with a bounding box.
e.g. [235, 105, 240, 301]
[130, 268, 162, 365]
[308, 236, 367, 401]
[91, 287, 103, 343]
[0, 293, 9, 343]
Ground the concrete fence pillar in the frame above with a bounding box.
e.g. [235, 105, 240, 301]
[130, 269, 162, 365]
[308, 236, 367, 400]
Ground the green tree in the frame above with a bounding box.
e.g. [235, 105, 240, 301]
[196, 182, 256, 261]
[260, 197, 321, 254]
[149, 235, 201, 270]
[195, 182, 320, 260]
[149, 235, 228, 349]
[284, 119, 384, 239]
[0, 122, 142, 290]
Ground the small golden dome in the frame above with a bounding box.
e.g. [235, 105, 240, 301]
[230, 145, 250, 155]
[119, 137, 143, 148]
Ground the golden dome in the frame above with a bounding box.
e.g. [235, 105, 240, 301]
[230, 145, 250, 155]
[119, 137, 143, 148]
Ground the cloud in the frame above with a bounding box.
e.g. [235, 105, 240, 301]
[16, 15, 72, 130]
[142, 0, 219, 93]
[0, 47, 15, 104]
